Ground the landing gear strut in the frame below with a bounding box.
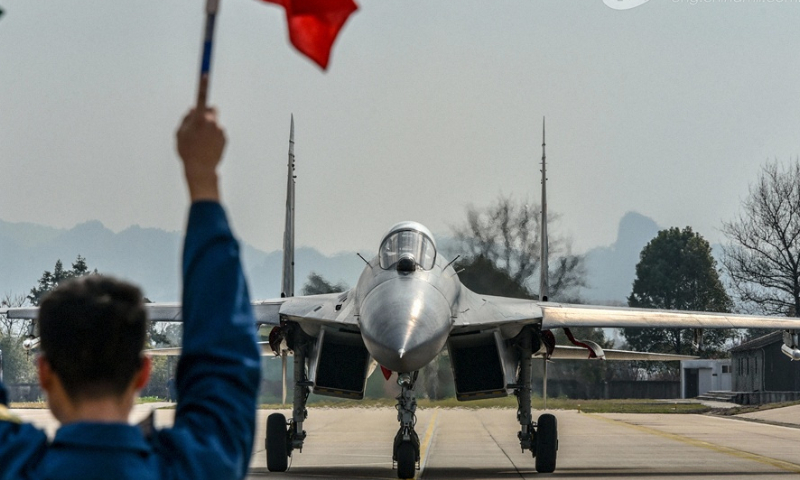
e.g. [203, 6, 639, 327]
[514, 327, 558, 473]
[266, 325, 312, 472]
[393, 372, 420, 479]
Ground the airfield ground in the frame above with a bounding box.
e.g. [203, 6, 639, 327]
[11, 403, 800, 479]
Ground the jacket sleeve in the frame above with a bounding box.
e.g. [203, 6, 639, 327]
[157, 201, 261, 479]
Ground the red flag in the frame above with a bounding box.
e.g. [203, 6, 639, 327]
[263, 0, 358, 70]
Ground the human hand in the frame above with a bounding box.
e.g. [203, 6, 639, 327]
[176, 106, 226, 202]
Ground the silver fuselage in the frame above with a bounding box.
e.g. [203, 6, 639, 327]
[355, 245, 461, 373]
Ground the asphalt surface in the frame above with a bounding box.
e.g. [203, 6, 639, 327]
[11, 404, 800, 479]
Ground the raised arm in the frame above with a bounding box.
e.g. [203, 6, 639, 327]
[159, 108, 261, 479]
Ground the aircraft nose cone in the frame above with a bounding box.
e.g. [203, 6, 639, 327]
[359, 278, 452, 373]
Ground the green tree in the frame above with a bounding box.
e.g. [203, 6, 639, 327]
[0, 256, 97, 385]
[28, 255, 96, 306]
[623, 227, 734, 358]
[301, 272, 348, 295]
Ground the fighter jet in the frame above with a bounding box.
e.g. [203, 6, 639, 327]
[249, 117, 800, 477]
[6, 118, 800, 479]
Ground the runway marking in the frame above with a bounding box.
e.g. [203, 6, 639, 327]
[589, 413, 800, 474]
[416, 409, 439, 479]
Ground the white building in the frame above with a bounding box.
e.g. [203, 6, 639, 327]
[680, 359, 731, 398]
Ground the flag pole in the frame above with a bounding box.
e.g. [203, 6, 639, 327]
[196, 0, 219, 111]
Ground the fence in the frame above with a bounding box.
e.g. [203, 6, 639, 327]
[5, 383, 44, 402]
[532, 380, 680, 400]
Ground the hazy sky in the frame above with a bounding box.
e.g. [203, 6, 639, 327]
[2, 0, 799, 257]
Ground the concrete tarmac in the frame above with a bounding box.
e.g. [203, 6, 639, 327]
[11, 405, 800, 479]
[246, 407, 800, 479]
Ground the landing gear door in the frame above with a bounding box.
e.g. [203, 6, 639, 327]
[494, 329, 518, 390]
[306, 328, 323, 385]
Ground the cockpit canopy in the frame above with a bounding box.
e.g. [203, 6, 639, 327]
[379, 222, 437, 270]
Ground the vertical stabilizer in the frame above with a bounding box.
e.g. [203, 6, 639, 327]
[281, 115, 296, 298]
[539, 117, 549, 302]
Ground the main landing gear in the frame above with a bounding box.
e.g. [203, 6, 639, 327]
[393, 372, 420, 479]
[266, 327, 311, 473]
[265, 324, 558, 476]
[514, 326, 558, 473]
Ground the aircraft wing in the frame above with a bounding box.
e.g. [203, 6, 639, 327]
[540, 345, 696, 361]
[145, 303, 183, 322]
[539, 302, 800, 330]
[145, 346, 183, 356]
[0, 307, 38, 320]
[3, 294, 349, 330]
[146, 341, 276, 356]
[453, 289, 800, 361]
[144, 293, 355, 357]
[142, 293, 353, 328]
[275, 290, 357, 327]
[142, 300, 287, 325]
[453, 291, 543, 329]
[453, 289, 800, 331]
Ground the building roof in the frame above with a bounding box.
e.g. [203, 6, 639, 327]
[730, 331, 783, 353]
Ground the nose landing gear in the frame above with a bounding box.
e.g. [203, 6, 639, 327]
[393, 372, 420, 479]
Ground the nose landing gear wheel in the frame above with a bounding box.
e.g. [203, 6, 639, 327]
[396, 441, 417, 479]
[535, 413, 558, 473]
[266, 413, 289, 472]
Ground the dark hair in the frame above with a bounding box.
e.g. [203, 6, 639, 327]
[38, 275, 147, 401]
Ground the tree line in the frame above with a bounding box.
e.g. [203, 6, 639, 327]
[2, 159, 799, 394]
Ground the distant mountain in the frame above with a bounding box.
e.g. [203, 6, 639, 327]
[580, 212, 661, 304]
[0, 219, 366, 303]
[2, 213, 712, 307]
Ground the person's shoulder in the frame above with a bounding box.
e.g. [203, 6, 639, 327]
[0, 406, 48, 473]
[0, 406, 47, 443]
[0, 405, 22, 424]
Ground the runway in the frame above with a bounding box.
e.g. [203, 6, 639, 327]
[245, 407, 800, 479]
[11, 405, 800, 479]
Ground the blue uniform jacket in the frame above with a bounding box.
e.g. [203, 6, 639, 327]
[0, 202, 262, 479]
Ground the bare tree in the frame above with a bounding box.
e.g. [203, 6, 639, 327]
[452, 195, 585, 301]
[722, 160, 800, 317]
[0, 293, 27, 338]
[301, 272, 348, 295]
[1, 293, 37, 384]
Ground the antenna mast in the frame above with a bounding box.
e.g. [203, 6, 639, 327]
[281, 115, 296, 298]
[539, 117, 549, 302]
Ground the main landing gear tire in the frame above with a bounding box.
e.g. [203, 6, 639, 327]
[535, 413, 558, 473]
[396, 441, 416, 479]
[266, 413, 289, 472]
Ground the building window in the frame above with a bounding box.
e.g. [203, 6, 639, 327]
[722, 365, 730, 374]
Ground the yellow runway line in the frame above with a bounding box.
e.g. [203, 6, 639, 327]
[416, 409, 440, 479]
[589, 413, 800, 474]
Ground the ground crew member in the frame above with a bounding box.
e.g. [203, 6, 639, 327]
[0, 106, 261, 479]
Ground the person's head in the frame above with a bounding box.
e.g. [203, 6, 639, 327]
[37, 275, 150, 413]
